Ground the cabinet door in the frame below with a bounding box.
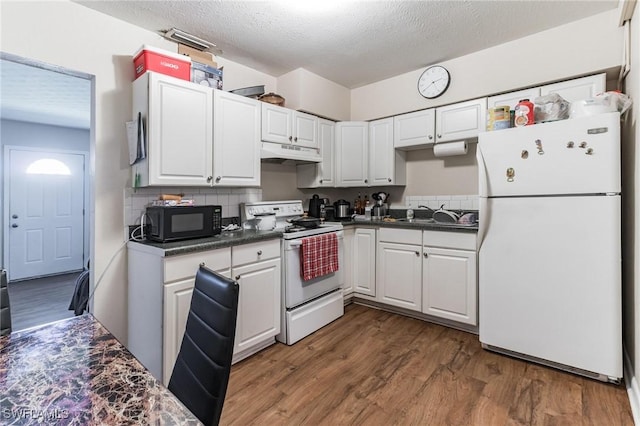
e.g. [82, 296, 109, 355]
[342, 228, 355, 296]
[336, 122, 369, 187]
[369, 118, 396, 186]
[233, 258, 281, 354]
[296, 118, 335, 188]
[353, 228, 376, 296]
[261, 103, 292, 144]
[423, 247, 477, 325]
[213, 90, 261, 186]
[377, 242, 422, 311]
[488, 88, 541, 111]
[393, 109, 435, 149]
[540, 73, 605, 102]
[435, 97, 487, 143]
[293, 111, 318, 149]
[147, 72, 213, 186]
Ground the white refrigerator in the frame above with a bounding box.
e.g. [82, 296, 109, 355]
[477, 112, 622, 382]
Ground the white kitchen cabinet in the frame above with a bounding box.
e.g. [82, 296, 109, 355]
[296, 118, 336, 188]
[342, 227, 355, 297]
[261, 103, 318, 149]
[488, 87, 541, 111]
[212, 90, 261, 186]
[422, 230, 477, 325]
[394, 108, 436, 149]
[352, 227, 376, 296]
[336, 121, 369, 187]
[132, 71, 213, 187]
[539, 73, 605, 102]
[435, 97, 487, 143]
[369, 117, 406, 186]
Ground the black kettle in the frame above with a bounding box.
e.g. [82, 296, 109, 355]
[308, 194, 323, 218]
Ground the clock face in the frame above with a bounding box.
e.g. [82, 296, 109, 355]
[417, 66, 450, 99]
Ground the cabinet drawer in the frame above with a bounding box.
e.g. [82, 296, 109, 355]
[378, 228, 422, 245]
[163, 247, 231, 283]
[233, 239, 281, 266]
[423, 230, 476, 250]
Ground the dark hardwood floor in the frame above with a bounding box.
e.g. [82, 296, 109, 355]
[7, 271, 81, 331]
[222, 304, 633, 425]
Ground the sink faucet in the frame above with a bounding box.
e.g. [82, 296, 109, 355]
[417, 205, 435, 212]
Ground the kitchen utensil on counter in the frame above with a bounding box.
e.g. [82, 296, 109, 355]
[457, 212, 478, 225]
[254, 212, 276, 230]
[333, 199, 351, 220]
[308, 194, 323, 218]
[289, 216, 320, 229]
[371, 203, 388, 220]
[433, 205, 460, 223]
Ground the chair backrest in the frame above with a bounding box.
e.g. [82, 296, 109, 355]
[168, 265, 239, 426]
[1, 270, 11, 336]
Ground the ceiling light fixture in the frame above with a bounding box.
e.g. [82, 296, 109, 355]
[162, 28, 216, 51]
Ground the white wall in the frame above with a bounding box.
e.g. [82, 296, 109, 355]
[621, 1, 640, 420]
[0, 0, 277, 342]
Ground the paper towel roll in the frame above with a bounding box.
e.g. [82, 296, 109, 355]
[433, 141, 468, 157]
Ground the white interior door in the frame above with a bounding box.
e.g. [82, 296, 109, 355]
[7, 148, 85, 281]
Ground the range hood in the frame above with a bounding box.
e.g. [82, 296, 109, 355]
[260, 141, 321, 164]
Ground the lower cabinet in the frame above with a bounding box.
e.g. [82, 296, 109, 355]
[127, 239, 281, 386]
[377, 236, 422, 312]
[352, 227, 376, 296]
[342, 228, 355, 296]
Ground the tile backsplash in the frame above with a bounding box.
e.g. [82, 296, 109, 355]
[405, 194, 479, 211]
[124, 187, 263, 226]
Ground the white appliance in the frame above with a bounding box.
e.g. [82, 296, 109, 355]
[241, 201, 344, 345]
[477, 112, 622, 383]
[260, 141, 321, 163]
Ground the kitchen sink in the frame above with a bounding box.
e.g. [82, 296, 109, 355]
[396, 218, 436, 224]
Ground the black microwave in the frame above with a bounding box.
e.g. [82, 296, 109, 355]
[145, 205, 222, 242]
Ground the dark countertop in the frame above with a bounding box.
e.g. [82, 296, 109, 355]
[128, 229, 283, 257]
[0, 315, 200, 425]
[341, 219, 478, 233]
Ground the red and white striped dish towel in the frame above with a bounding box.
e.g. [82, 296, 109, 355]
[300, 233, 339, 281]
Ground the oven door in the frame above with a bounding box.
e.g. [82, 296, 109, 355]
[283, 230, 344, 309]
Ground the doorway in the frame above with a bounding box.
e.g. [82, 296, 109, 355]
[1, 53, 94, 331]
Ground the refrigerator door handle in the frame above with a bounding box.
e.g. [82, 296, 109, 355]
[477, 196, 489, 252]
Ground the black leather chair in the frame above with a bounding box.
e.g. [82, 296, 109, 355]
[1, 269, 11, 336]
[168, 265, 239, 426]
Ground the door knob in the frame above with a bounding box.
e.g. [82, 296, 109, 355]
[12, 224, 18, 228]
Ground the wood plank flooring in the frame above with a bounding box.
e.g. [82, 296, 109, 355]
[7, 271, 80, 331]
[222, 304, 633, 425]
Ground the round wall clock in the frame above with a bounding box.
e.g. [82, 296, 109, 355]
[417, 65, 450, 99]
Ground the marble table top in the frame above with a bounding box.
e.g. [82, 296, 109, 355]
[0, 315, 201, 425]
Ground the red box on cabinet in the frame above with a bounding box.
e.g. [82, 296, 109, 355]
[133, 45, 191, 81]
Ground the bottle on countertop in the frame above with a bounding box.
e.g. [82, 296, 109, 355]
[363, 194, 370, 214]
[354, 193, 362, 215]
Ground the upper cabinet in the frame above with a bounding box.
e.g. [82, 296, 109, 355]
[133, 72, 213, 187]
[297, 118, 336, 188]
[261, 103, 318, 149]
[434, 97, 486, 143]
[335, 121, 369, 187]
[393, 109, 436, 149]
[393, 98, 486, 150]
[369, 118, 406, 186]
[488, 73, 606, 110]
[213, 90, 261, 187]
[132, 72, 260, 187]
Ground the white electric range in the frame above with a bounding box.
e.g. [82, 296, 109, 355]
[241, 200, 344, 345]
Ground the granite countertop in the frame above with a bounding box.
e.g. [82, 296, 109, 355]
[341, 218, 478, 233]
[0, 315, 200, 425]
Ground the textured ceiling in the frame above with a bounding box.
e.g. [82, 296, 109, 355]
[76, 0, 618, 89]
[1, 60, 91, 129]
[1, 1, 618, 130]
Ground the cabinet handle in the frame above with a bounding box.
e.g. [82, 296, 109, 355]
[289, 136, 293, 142]
[235, 275, 241, 281]
[206, 176, 213, 182]
[199, 262, 205, 267]
[437, 134, 442, 138]
[364, 179, 368, 183]
[319, 179, 323, 184]
[423, 252, 428, 258]
[257, 250, 263, 256]
[388, 178, 392, 182]
[415, 251, 420, 256]
[215, 176, 221, 182]
[428, 135, 433, 140]
[294, 136, 298, 142]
